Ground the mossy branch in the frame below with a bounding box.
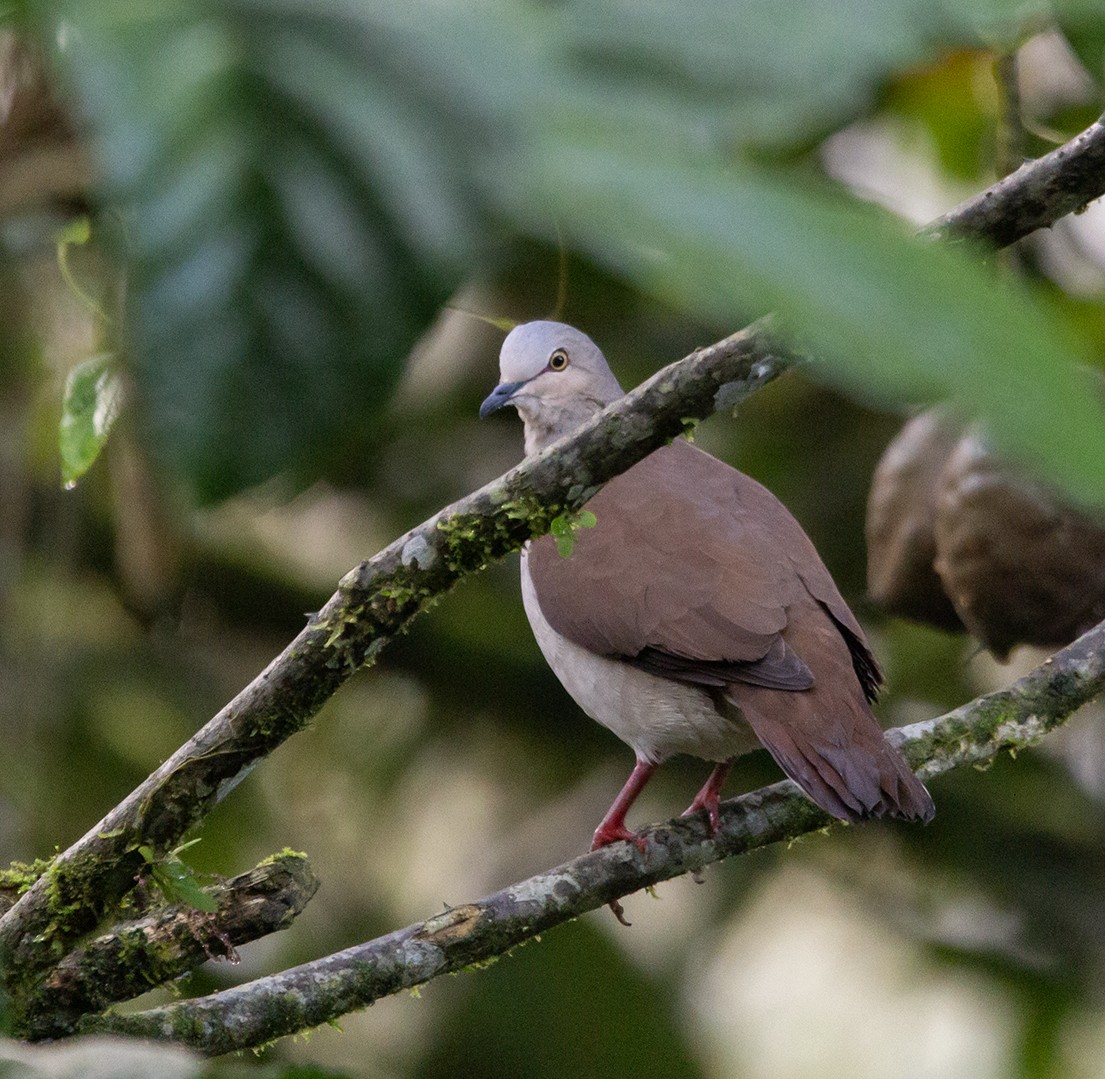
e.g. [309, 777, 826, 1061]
[0, 319, 797, 994]
[21, 852, 318, 1040]
[81, 619, 1105, 1055]
[5, 110, 1105, 1046]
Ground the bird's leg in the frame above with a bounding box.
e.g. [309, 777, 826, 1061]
[683, 760, 733, 836]
[591, 759, 657, 853]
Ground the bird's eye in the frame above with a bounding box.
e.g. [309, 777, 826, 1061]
[548, 349, 569, 371]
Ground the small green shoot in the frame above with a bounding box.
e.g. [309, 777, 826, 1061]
[445, 305, 518, 332]
[550, 509, 597, 558]
[137, 840, 218, 913]
[56, 215, 108, 321]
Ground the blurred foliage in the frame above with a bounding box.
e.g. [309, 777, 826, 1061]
[416, 920, 701, 1079]
[2, 0, 1105, 1077]
[0, 1034, 355, 1078]
[4, 0, 1103, 503]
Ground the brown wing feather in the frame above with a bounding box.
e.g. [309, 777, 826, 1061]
[527, 440, 871, 685]
[528, 441, 806, 663]
[817, 601, 883, 703]
[627, 638, 814, 690]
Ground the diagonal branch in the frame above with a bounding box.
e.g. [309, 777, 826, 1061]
[82, 619, 1105, 1055]
[924, 112, 1105, 247]
[5, 111, 1105, 1040]
[0, 320, 798, 982]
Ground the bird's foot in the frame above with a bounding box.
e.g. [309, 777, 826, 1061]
[681, 792, 722, 836]
[590, 759, 656, 854]
[683, 761, 732, 837]
[591, 823, 649, 854]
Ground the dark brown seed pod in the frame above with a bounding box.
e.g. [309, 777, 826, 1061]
[933, 435, 1105, 661]
[866, 408, 966, 632]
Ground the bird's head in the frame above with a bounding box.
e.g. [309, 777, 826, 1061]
[479, 320, 624, 454]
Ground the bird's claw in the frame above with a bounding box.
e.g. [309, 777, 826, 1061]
[682, 795, 721, 836]
[589, 828, 642, 926]
[591, 824, 649, 854]
[608, 898, 632, 927]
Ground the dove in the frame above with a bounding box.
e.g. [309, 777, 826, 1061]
[481, 321, 934, 851]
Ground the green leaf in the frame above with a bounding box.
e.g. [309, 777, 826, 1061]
[553, 534, 574, 559]
[560, 0, 1048, 154]
[549, 514, 574, 559]
[136, 841, 218, 912]
[519, 138, 1105, 505]
[58, 353, 123, 489]
[156, 867, 219, 914]
[550, 510, 597, 558]
[51, 0, 492, 502]
[0, 3, 28, 27]
[150, 859, 218, 913]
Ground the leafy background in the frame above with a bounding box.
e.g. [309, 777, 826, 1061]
[2, 0, 1105, 1076]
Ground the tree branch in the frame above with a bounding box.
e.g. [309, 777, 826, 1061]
[0, 320, 798, 986]
[23, 852, 318, 1040]
[6, 109, 1105, 1046]
[81, 619, 1105, 1054]
[924, 112, 1105, 247]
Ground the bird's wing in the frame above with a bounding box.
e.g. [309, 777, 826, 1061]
[526, 439, 876, 694]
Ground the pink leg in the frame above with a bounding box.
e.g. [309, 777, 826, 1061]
[591, 759, 657, 853]
[683, 760, 733, 836]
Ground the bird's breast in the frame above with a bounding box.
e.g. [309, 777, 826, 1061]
[520, 547, 759, 764]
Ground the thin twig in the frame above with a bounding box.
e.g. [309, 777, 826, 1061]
[925, 112, 1105, 248]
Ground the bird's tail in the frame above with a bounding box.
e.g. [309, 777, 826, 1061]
[726, 687, 934, 823]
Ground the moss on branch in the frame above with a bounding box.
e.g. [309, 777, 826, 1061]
[20, 852, 318, 1040]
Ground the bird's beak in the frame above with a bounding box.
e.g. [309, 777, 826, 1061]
[479, 379, 527, 419]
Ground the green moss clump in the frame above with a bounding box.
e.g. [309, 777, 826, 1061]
[258, 848, 308, 867]
[0, 858, 53, 897]
[321, 494, 577, 677]
[435, 498, 566, 574]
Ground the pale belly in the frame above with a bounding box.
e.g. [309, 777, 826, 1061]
[520, 548, 760, 764]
